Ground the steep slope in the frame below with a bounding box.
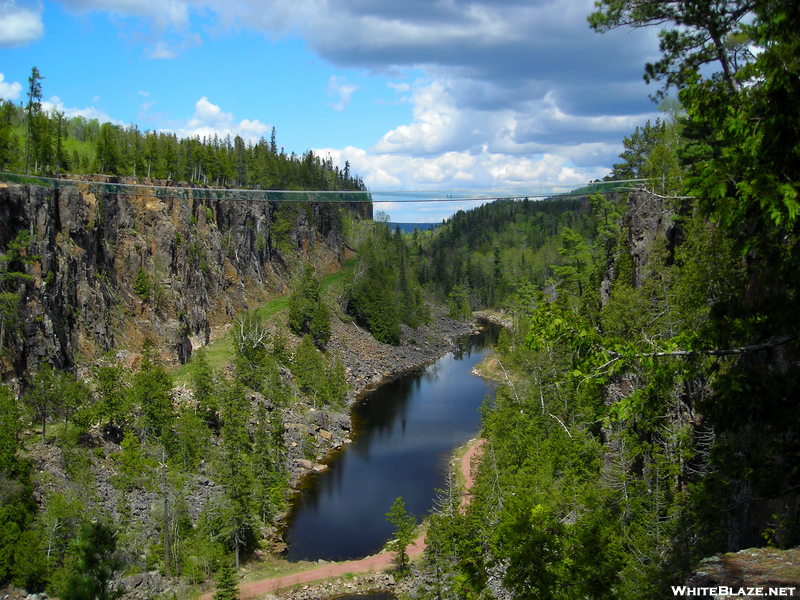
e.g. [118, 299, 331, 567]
[0, 178, 370, 376]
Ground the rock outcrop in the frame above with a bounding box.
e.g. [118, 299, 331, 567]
[0, 179, 367, 376]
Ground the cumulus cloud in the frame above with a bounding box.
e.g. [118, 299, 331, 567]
[174, 96, 269, 143]
[327, 76, 358, 113]
[42, 96, 124, 125]
[0, 3, 44, 46]
[316, 144, 609, 194]
[49, 0, 660, 117]
[0, 73, 23, 101]
[49, 0, 665, 191]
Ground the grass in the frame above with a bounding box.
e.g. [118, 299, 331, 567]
[471, 354, 506, 383]
[240, 554, 323, 584]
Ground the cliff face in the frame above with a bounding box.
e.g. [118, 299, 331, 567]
[0, 181, 367, 375]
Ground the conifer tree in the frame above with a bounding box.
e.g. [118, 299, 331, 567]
[24, 67, 43, 175]
[385, 496, 416, 571]
[213, 558, 239, 600]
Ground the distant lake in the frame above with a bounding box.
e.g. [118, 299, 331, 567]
[283, 322, 500, 562]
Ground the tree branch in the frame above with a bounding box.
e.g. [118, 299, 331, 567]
[610, 334, 799, 360]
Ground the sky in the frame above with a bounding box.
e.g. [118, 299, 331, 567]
[0, 0, 664, 222]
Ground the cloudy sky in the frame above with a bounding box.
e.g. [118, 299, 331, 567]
[0, 0, 663, 221]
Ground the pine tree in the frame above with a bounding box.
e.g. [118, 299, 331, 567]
[385, 496, 416, 570]
[213, 558, 239, 600]
[24, 67, 43, 175]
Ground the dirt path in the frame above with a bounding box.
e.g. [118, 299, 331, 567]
[213, 438, 485, 599]
[460, 438, 484, 509]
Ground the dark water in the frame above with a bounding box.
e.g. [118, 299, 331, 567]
[283, 322, 500, 562]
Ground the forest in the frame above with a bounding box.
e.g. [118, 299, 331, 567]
[0, 88, 366, 192]
[413, 1, 800, 598]
[1, 0, 799, 597]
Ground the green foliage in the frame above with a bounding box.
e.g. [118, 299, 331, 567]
[190, 347, 218, 423]
[4, 99, 369, 191]
[0, 386, 21, 474]
[288, 264, 331, 346]
[92, 359, 129, 427]
[23, 363, 64, 444]
[37, 490, 85, 570]
[113, 431, 156, 490]
[447, 284, 471, 321]
[133, 267, 150, 302]
[495, 328, 511, 356]
[424, 7, 800, 598]
[11, 529, 48, 592]
[60, 521, 124, 600]
[252, 403, 287, 526]
[270, 330, 291, 367]
[608, 119, 663, 180]
[217, 381, 255, 567]
[325, 356, 349, 407]
[1, 230, 38, 355]
[24, 67, 44, 176]
[385, 496, 416, 571]
[345, 221, 427, 344]
[588, 0, 751, 96]
[416, 197, 588, 309]
[173, 404, 210, 472]
[0, 100, 21, 171]
[292, 335, 326, 401]
[129, 351, 174, 443]
[213, 558, 239, 600]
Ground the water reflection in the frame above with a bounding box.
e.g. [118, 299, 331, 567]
[284, 322, 500, 562]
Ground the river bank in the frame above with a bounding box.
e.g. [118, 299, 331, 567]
[280, 307, 477, 486]
[200, 435, 487, 600]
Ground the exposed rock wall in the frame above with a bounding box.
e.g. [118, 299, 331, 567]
[626, 187, 678, 287]
[0, 181, 363, 375]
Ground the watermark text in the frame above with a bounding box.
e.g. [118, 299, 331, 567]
[672, 587, 796, 597]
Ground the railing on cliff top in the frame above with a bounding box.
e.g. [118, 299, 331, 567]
[0, 172, 645, 203]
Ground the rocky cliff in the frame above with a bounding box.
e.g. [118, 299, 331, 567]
[0, 178, 370, 377]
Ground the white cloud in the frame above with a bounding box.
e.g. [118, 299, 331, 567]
[42, 96, 124, 125]
[143, 33, 201, 59]
[47, 0, 664, 197]
[59, 0, 190, 30]
[147, 40, 178, 59]
[0, 4, 44, 46]
[316, 144, 609, 194]
[174, 96, 269, 143]
[327, 76, 357, 112]
[0, 73, 23, 101]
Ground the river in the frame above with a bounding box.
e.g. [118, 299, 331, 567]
[283, 321, 500, 562]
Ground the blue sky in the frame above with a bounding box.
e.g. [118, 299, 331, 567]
[0, 0, 663, 222]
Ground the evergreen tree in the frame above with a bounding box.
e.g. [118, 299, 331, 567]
[288, 264, 331, 347]
[0, 101, 19, 171]
[129, 342, 174, 443]
[61, 521, 123, 600]
[218, 381, 254, 569]
[24, 363, 62, 444]
[24, 67, 43, 175]
[0, 385, 20, 475]
[92, 360, 129, 429]
[385, 496, 416, 571]
[213, 558, 238, 600]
